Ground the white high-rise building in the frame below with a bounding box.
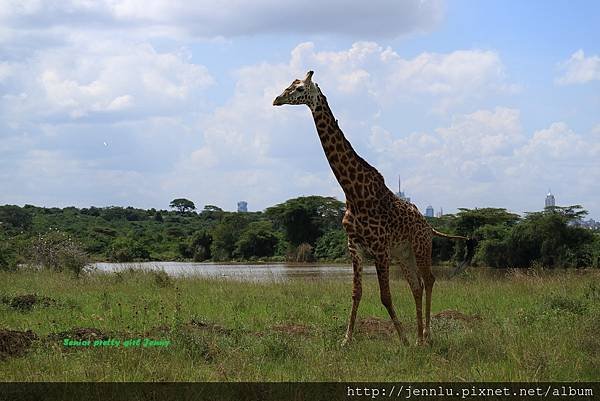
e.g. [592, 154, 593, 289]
[545, 190, 555, 208]
[237, 201, 248, 213]
[425, 205, 434, 218]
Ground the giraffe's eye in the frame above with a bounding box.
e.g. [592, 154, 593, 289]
[296, 86, 305, 92]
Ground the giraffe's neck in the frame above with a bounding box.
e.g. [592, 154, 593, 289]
[309, 93, 386, 202]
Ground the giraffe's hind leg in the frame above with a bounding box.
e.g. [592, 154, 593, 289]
[416, 246, 435, 343]
[375, 251, 409, 346]
[393, 243, 424, 345]
[342, 237, 362, 346]
[402, 258, 424, 346]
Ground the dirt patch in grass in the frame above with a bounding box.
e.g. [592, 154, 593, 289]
[49, 327, 110, 342]
[357, 316, 395, 338]
[2, 294, 57, 311]
[354, 312, 480, 339]
[185, 318, 233, 335]
[0, 329, 38, 360]
[271, 323, 312, 336]
[143, 324, 172, 337]
[433, 309, 481, 323]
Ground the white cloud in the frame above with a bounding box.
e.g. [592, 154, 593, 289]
[436, 107, 524, 157]
[0, 61, 12, 82]
[287, 41, 512, 112]
[0, 145, 180, 208]
[369, 107, 523, 191]
[517, 122, 600, 166]
[158, 41, 516, 211]
[163, 58, 341, 210]
[0, 0, 445, 40]
[368, 110, 600, 216]
[1, 40, 214, 121]
[556, 49, 600, 85]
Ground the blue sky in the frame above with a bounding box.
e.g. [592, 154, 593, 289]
[1, 0, 599, 219]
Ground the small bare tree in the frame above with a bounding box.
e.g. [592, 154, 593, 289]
[31, 229, 90, 277]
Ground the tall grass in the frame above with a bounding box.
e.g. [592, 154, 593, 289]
[1, 268, 598, 381]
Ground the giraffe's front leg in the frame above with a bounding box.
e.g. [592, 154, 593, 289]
[342, 237, 362, 347]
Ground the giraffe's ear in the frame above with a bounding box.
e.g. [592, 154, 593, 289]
[304, 70, 314, 83]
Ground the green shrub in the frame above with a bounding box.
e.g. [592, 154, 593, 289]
[152, 270, 172, 288]
[294, 243, 315, 262]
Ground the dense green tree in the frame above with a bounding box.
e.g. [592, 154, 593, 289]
[125, 207, 148, 221]
[0, 205, 32, 233]
[473, 224, 512, 267]
[203, 205, 223, 212]
[0, 235, 14, 271]
[100, 207, 129, 221]
[200, 205, 224, 225]
[265, 196, 344, 247]
[179, 230, 213, 261]
[1, 201, 599, 266]
[235, 221, 279, 258]
[582, 234, 600, 268]
[211, 214, 249, 260]
[169, 198, 196, 214]
[454, 208, 520, 236]
[314, 229, 348, 260]
[506, 206, 593, 268]
[108, 237, 150, 262]
[428, 208, 520, 265]
[81, 207, 101, 216]
[166, 226, 185, 238]
[427, 215, 458, 263]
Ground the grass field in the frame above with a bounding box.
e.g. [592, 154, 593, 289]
[1, 267, 599, 381]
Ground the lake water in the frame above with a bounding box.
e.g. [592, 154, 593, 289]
[93, 261, 376, 281]
[92, 261, 493, 282]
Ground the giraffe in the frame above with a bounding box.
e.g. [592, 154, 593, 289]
[273, 71, 475, 345]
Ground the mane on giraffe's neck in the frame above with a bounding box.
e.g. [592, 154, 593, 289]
[309, 91, 387, 202]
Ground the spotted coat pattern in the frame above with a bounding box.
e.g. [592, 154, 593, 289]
[273, 71, 464, 345]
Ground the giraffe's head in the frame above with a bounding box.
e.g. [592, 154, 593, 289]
[273, 70, 320, 108]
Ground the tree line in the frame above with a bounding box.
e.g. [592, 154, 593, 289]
[1, 197, 599, 272]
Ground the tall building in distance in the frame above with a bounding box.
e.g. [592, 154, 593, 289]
[545, 189, 555, 208]
[395, 176, 410, 203]
[237, 201, 248, 213]
[425, 205, 434, 218]
[436, 207, 444, 218]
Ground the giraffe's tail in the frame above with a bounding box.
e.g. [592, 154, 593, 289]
[431, 228, 477, 277]
[431, 228, 468, 240]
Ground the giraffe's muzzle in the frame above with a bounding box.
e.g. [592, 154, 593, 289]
[273, 96, 284, 106]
